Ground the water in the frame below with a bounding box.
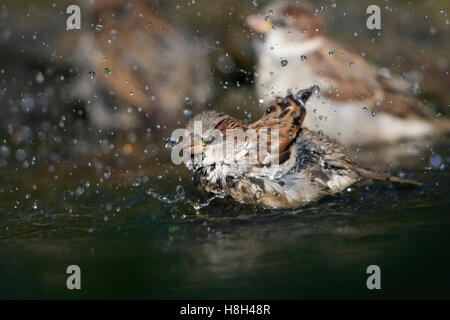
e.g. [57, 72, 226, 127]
[0, 142, 448, 299]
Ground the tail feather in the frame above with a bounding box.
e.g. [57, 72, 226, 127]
[355, 167, 422, 186]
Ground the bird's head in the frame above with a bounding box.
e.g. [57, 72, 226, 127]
[181, 111, 236, 171]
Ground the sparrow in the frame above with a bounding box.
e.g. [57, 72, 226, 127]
[181, 86, 420, 209]
[246, 1, 450, 145]
[69, 0, 211, 129]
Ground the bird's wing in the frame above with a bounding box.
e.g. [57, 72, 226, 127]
[291, 129, 358, 192]
[247, 95, 307, 165]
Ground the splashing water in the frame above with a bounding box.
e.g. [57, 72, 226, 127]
[104, 167, 112, 179]
[311, 85, 321, 94]
[146, 184, 226, 210]
[191, 190, 226, 210]
[165, 137, 178, 150]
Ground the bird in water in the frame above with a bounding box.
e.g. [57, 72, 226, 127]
[179, 86, 421, 209]
[246, 1, 450, 145]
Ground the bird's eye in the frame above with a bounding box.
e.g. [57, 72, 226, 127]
[266, 106, 276, 115]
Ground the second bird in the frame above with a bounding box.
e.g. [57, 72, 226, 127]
[247, 1, 449, 145]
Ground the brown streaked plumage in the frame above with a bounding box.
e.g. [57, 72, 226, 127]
[246, 89, 310, 165]
[70, 0, 211, 129]
[247, 1, 450, 144]
[181, 87, 421, 209]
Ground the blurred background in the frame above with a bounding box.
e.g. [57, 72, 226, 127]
[0, 0, 449, 299]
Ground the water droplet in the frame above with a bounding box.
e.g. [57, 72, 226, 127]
[371, 111, 376, 117]
[300, 55, 307, 61]
[88, 71, 96, 79]
[15, 149, 27, 162]
[312, 85, 320, 94]
[76, 186, 85, 196]
[349, 62, 355, 68]
[102, 67, 112, 75]
[352, 31, 359, 38]
[175, 185, 185, 201]
[132, 178, 142, 187]
[95, 25, 103, 32]
[329, 48, 336, 56]
[165, 137, 178, 150]
[104, 167, 111, 179]
[146, 185, 185, 204]
[192, 191, 226, 210]
[35, 72, 45, 83]
[281, 59, 288, 67]
[32, 201, 38, 210]
[429, 154, 442, 168]
[183, 109, 193, 117]
[363, 107, 367, 112]
[258, 98, 264, 104]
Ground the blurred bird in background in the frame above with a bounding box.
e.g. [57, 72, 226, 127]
[66, 0, 211, 130]
[247, 1, 450, 145]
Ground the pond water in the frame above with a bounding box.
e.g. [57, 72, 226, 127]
[0, 141, 448, 299]
[0, 0, 449, 299]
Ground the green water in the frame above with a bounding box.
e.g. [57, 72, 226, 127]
[0, 142, 448, 299]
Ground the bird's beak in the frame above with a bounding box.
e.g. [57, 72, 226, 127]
[247, 15, 272, 34]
